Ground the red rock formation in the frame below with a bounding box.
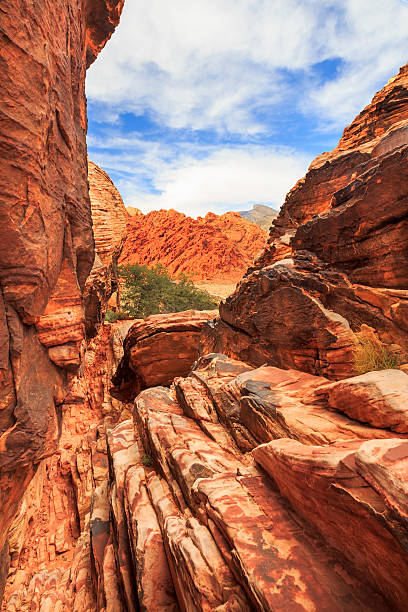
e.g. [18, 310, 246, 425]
[4, 320, 408, 610]
[253, 437, 408, 610]
[2, 321, 132, 610]
[205, 63, 408, 379]
[111, 310, 218, 401]
[119, 209, 267, 282]
[0, 0, 124, 596]
[85, 160, 128, 337]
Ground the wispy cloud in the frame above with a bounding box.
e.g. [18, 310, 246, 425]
[86, 0, 408, 217]
[89, 135, 309, 217]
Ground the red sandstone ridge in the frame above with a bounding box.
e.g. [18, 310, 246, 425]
[205, 62, 408, 380]
[0, 0, 124, 598]
[119, 209, 267, 282]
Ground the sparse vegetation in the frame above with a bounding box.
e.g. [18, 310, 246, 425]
[354, 328, 402, 375]
[118, 263, 218, 319]
[142, 454, 152, 467]
[105, 309, 128, 323]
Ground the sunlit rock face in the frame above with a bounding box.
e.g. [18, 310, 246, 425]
[85, 160, 128, 338]
[205, 64, 408, 379]
[0, 0, 124, 594]
[119, 209, 267, 282]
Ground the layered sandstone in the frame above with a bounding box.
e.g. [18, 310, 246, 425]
[4, 330, 408, 609]
[0, 0, 124, 596]
[205, 63, 408, 379]
[2, 321, 132, 611]
[85, 160, 128, 337]
[119, 209, 267, 282]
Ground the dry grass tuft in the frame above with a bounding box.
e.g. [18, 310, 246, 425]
[354, 327, 402, 375]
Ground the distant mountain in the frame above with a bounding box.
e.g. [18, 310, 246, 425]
[239, 204, 279, 232]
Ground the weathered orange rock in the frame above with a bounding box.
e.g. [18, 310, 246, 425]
[119, 209, 267, 282]
[130, 379, 392, 610]
[253, 437, 408, 610]
[203, 262, 357, 379]
[2, 322, 130, 610]
[85, 160, 128, 337]
[0, 0, 124, 583]
[208, 63, 408, 379]
[111, 310, 218, 401]
[318, 369, 408, 432]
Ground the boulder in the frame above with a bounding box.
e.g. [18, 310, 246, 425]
[111, 310, 218, 401]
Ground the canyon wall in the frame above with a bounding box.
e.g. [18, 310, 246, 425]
[85, 160, 128, 337]
[203, 64, 408, 380]
[0, 0, 124, 598]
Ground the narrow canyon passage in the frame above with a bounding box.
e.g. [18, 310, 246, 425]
[1, 1, 408, 611]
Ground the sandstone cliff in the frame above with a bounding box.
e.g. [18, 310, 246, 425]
[204, 63, 408, 380]
[85, 160, 128, 337]
[119, 209, 267, 282]
[0, 0, 124, 599]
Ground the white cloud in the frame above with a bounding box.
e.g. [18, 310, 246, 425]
[86, 0, 408, 218]
[87, 0, 408, 133]
[89, 138, 310, 217]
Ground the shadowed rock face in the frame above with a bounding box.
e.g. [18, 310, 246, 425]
[0, 0, 124, 585]
[204, 64, 408, 379]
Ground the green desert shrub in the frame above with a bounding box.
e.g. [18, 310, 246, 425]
[142, 454, 152, 467]
[354, 330, 402, 375]
[118, 263, 218, 319]
[105, 309, 127, 323]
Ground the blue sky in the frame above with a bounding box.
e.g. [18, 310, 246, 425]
[86, 0, 408, 217]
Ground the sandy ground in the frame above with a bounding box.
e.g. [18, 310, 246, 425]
[194, 281, 238, 301]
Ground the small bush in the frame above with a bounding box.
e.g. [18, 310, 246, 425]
[118, 263, 218, 319]
[142, 454, 152, 467]
[354, 329, 402, 375]
[105, 309, 127, 323]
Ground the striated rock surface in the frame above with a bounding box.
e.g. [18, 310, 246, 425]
[112, 310, 218, 402]
[20, 349, 405, 610]
[5, 334, 408, 610]
[0, 0, 124, 596]
[253, 437, 408, 610]
[119, 209, 267, 282]
[205, 64, 408, 379]
[85, 160, 128, 337]
[319, 369, 408, 433]
[2, 321, 131, 611]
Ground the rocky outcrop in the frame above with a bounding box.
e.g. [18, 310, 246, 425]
[12, 347, 405, 610]
[0, 0, 124, 595]
[119, 209, 267, 282]
[111, 310, 218, 402]
[125, 207, 142, 217]
[85, 160, 128, 337]
[2, 321, 132, 610]
[205, 63, 408, 379]
[4, 331, 408, 610]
